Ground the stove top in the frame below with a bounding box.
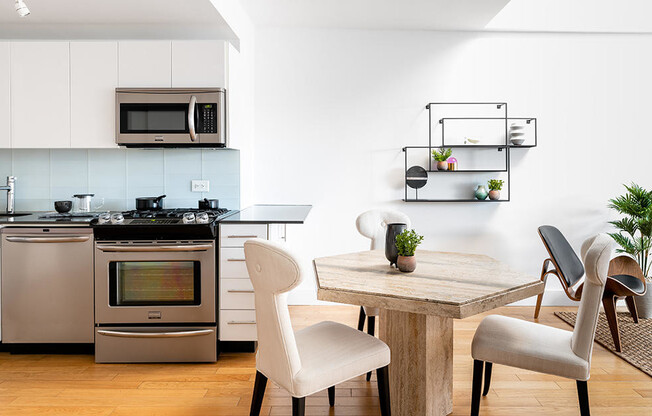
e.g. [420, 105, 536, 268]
[91, 207, 236, 240]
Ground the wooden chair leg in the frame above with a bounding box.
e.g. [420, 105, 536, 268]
[471, 360, 483, 416]
[292, 397, 305, 416]
[576, 380, 590, 416]
[602, 294, 622, 352]
[534, 291, 544, 319]
[625, 296, 639, 323]
[357, 306, 366, 331]
[376, 365, 391, 416]
[482, 362, 492, 396]
[328, 386, 335, 407]
[249, 371, 267, 416]
[366, 315, 376, 381]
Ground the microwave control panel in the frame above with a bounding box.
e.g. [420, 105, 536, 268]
[197, 104, 218, 134]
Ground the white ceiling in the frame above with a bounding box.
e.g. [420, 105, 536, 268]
[241, 0, 652, 34]
[240, 0, 511, 31]
[0, 0, 237, 41]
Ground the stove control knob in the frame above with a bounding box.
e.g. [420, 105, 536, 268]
[182, 212, 196, 224]
[196, 212, 210, 224]
[110, 213, 125, 224]
[98, 212, 111, 224]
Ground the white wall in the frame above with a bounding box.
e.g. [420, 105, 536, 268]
[253, 28, 652, 304]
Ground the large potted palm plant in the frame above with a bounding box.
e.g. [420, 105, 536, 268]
[608, 183, 652, 318]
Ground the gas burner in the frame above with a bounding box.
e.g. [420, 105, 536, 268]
[123, 208, 230, 220]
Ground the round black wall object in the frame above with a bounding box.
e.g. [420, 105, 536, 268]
[406, 166, 428, 189]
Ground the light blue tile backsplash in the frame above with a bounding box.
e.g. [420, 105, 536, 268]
[0, 148, 240, 212]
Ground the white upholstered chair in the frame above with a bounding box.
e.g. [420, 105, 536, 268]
[355, 209, 410, 380]
[244, 239, 392, 416]
[470, 234, 613, 416]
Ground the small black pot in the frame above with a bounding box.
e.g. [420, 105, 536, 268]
[385, 223, 407, 267]
[136, 195, 166, 211]
[54, 200, 72, 214]
[198, 198, 219, 210]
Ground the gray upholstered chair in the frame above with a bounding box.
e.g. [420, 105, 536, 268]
[355, 209, 410, 380]
[470, 233, 613, 416]
[244, 239, 391, 416]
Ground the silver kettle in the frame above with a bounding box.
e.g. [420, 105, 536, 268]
[72, 194, 94, 212]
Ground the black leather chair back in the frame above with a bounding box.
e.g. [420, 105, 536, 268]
[538, 225, 585, 287]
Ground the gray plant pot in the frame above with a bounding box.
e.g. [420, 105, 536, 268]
[634, 283, 652, 319]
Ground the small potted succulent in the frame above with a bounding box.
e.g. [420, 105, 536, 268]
[432, 148, 453, 171]
[488, 179, 504, 200]
[394, 229, 424, 273]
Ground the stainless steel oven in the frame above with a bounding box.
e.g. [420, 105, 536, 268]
[94, 240, 217, 362]
[116, 88, 227, 147]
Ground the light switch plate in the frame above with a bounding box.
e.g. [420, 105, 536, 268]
[191, 180, 210, 192]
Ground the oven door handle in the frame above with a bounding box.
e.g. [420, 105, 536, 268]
[97, 329, 214, 338]
[95, 244, 212, 252]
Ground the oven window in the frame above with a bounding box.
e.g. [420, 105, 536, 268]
[120, 103, 189, 134]
[109, 261, 201, 306]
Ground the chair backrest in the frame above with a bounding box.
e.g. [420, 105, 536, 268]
[538, 225, 585, 288]
[356, 209, 411, 250]
[244, 238, 304, 391]
[572, 234, 613, 362]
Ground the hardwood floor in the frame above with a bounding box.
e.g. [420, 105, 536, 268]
[0, 306, 649, 415]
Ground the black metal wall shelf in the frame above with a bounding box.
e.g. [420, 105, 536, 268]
[403, 102, 537, 203]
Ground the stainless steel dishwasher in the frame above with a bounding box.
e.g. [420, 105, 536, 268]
[1, 227, 94, 343]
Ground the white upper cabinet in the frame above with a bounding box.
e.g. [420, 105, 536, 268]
[118, 41, 171, 87]
[171, 41, 226, 88]
[11, 42, 70, 148]
[0, 43, 10, 148]
[71, 42, 118, 148]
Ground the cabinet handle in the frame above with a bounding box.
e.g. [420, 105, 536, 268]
[227, 289, 254, 293]
[227, 321, 256, 325]
[227, 235, 258, 239]
[227, 258, 246, 262]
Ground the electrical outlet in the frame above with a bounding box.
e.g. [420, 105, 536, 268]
[191, 180, 210, 192]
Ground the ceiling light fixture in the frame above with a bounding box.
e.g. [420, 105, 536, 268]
[15, 0, 30, 17]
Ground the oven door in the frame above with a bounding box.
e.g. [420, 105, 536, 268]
[94, 241, 216, 324]
[115, 88, 226, 147]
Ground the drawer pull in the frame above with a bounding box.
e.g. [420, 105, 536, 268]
[227, 289, 254, 293]
[227, 258, 246, 262]
[227, 235, 258, 239]
[228, 321, 256, 325]
[97, 329, 214, 338]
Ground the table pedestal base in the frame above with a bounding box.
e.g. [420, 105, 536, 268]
[380, 309, 453, 416]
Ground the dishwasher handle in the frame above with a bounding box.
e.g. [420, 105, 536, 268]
[97, 329, 214, 338]
[96, 244, 212, 252]
[5, 236, 90, 243]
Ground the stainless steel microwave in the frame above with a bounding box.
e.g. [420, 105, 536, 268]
[116, 88, 227, 147]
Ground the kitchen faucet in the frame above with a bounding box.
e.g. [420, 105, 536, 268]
[0, 176, 16, 214]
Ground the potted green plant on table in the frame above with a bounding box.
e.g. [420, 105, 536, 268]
[394, 229, 424, 273]
[608, 183, 652, 318]
[488, 179, 504, 200]
[432, 148, 453, 171]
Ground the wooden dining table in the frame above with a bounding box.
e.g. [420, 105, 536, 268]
[313, 249, 544, 416]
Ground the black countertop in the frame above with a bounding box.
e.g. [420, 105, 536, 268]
[0, 212, 95, 226]
[0, 205, 312, 227]
[220, 205, 312, 224]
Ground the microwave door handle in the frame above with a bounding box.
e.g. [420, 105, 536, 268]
[188, 95, 197, 142]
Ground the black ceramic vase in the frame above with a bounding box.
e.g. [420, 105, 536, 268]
[385, 223, 407, 267]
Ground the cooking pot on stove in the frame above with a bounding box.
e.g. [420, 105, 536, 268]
[136, 195, 166, 211]
[198, 198, 219, 210]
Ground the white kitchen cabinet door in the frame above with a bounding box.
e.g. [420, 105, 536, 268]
[0, 42, 10, 148]
[171, 41, 226, 88]
[10, 42, 70, 148]
[118, 41, 171, 87]
[71, 42, 118, 148]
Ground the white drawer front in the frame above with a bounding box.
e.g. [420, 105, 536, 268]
[220, 247, 249, 278]
[220, 224, 268, 247]
[220, 310, 257, 341]
[220, 279, 255, 310]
